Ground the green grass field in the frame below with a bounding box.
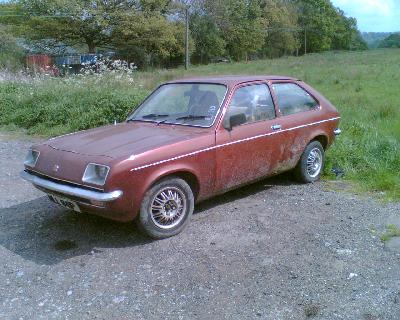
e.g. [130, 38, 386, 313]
[1, 49, 399, 199]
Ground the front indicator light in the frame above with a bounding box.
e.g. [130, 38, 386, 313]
[24, 149, 40, 167]
[82, 163, 110, 186]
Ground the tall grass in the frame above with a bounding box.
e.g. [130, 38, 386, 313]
[0, 49, 399, 199]
[0, 72, 149, 136]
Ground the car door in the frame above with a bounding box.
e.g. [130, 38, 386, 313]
[269, 81, 322, 171]
[215, 82, 283, 192]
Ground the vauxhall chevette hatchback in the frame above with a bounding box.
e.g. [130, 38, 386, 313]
[21, 75, 341, 238]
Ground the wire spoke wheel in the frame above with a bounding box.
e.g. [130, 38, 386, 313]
[150, 186, 187, 229]
[306, 147, 323, 178]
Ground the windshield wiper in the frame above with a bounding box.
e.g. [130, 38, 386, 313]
[156, 119, 170, 126]
[127, 118, 141, 122]
[141, 113, 169, 119]
[127, 113, 169, 123]
[175, 115, 207, 121]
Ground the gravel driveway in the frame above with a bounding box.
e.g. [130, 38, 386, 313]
[1, 132, 399, 320]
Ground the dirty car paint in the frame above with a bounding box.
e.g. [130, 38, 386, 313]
[22, 75, 340, 222]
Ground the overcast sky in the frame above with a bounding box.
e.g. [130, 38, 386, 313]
[331, 0, 400, 32]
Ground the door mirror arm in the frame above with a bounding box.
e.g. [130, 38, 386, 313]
[223, 119, 232, 131]
[224, 113, 247, 131]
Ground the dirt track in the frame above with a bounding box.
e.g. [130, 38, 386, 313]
[1, 132, 399, 320]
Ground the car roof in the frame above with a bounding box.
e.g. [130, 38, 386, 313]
[166, 75, 299, 87]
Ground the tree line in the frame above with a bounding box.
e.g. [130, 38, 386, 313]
[0, 0, 367, 69]
[378, 33, 400, 49]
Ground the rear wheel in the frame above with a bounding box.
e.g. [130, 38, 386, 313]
[136, 177, 194, 239]
[294, 141, 325, 183]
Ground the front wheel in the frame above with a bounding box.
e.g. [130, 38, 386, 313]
[136, 177, 194, 239]
[294, 141, 325, 183]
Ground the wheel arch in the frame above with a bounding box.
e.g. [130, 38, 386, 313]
[310, 134, 328, 150]
[147, 169, 201, 201]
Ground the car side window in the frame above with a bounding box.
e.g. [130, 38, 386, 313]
[225, 84, 276, 125]
[272, 83, 318, 116]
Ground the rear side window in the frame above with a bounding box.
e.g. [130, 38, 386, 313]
[225, 84, 276, 125]
[273, 83, 318, 116]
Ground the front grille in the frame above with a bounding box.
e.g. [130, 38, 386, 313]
[26, 169, 102, 192]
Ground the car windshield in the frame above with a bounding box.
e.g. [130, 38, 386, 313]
[129, 83, 227, 127]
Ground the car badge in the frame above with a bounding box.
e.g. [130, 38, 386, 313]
[53, 164, 60, 172]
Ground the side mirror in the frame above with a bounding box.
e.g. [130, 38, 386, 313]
[223, 113, 247, 131]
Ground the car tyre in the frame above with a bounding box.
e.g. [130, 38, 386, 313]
[294, 141, 325, 183]
[136, 177, 194, 239]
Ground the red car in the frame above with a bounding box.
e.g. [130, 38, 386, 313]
[21, 76, 341, 238]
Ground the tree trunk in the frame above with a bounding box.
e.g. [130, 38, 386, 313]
[87, 40, 96, 53]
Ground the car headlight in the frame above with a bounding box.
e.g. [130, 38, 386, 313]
[24, 149, 40, 167]
[82, 163, 110, 186]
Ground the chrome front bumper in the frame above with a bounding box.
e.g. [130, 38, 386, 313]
[20, 170, 123, 202]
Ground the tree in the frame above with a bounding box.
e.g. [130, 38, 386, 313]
[331, 10, 367, 51]
[205, 0, 268, 61]
[113, 12, 187, 68]
[294, 0, 366, 53]
[260, 0, 299, 58]
[0, 24, 25, 70]
[295, 0, 337, 52]
[1, 0, 368, 69]
[379, 33, 400, 48]
[15, 0, 139, 53]
[139, 0, 172, 14]
[189, 13, 226, 64]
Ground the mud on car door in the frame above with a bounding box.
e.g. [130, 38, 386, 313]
[215, 82, 283, 192]
[269, 81, 323, 172]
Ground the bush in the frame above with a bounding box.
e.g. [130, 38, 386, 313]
[0, 73, 149, 135]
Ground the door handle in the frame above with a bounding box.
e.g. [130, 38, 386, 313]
[271, 124, 281, 131]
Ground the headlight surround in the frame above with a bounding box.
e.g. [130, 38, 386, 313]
[82, 163, 110, 186]
[24, 149, 40, 167]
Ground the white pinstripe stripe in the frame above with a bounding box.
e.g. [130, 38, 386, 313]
[130, 116, 340, 172]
